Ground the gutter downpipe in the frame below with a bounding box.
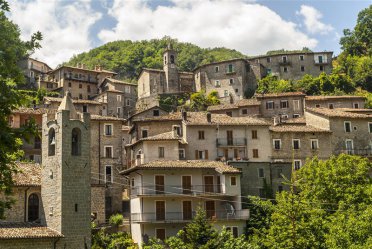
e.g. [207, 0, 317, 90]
[24, 187, 30, 222]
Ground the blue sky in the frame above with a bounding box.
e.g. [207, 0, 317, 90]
[8, 0, 371, 67]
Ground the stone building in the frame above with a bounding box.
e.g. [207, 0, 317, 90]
[0, 92, 91, 248]
[19, 58, 52, 89]
[207, 98, 261, 117]
[44, 96, 105, 115]
[39, 64, 116, 99]
[305, 95, 366, 109]
[248, 51, 333, 80]
[122, 160, 248, 247]
[95, 78, 138, 118]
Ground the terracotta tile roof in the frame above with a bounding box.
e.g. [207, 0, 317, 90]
[255, 92, 305, 98]
[306, 95, 366, 101]
[12, 108, 48, 115]
[104, 89, 124, 93]
[0, 222, 63, 239]
[185, 112, 270, 126]
[248, 51, 333, 60]
[105, 78, 138, 86]
[12, 163, 41, 187]
[44, 97, 102, 105]
[127, 131, 181, 147]
[91, 115, 126, 121]
[207, 99, 261, 111]
[50, 65, 116, 75]
[130, 106, 169, 120]
[121, 160, 240, 175]
[270, 125, 331, 133]
[284, 117, 306, 124]
[132, 112, 182, 122]
[337, 108, 372, 114]
[306, 107, 372, 119]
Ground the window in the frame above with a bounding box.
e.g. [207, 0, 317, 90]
[267, 68, 272, 74]
[277, 168, 282, 178]
[299, 55, 304, 61]
[242, 109, 248, 115]
[79, 84, 82, 89]
[224, 90, 229, 97]
[83, 105, 88, 113]
[117, 95, 121, 102]
[141, 129, 148, 138]
[311, 139, 319, 150]
[195, 150, 208, 159]
[226, 227, 238, 238]
[266, 101, 274, 110]
[354, 103, 359, 109]
[230, 176, 237, 186]
[28, 193, 39, 222]
[183, 201, 192, 220]
[125, 86, 130, 93]
[345, 139, 354, 153]
[294, 160, 302, 170]
[293, 114, 300, 118]
[369, 123, 372, 133]
[292, 139, 300, 150]
[283, 67, 288, 73]
[104, 124, 113, 136]
[158, 147, 165, 158]
[266, 57, 271, 63]
[258, 188, 265, 198]
[258, 168, 264, 178]
[68, 82, 71, 87]
[153, 110, 160, 116]
[320, 65, 324, 71]
[273, 139, 281, 150]
[316, 104, 321, 108]
[131, 178, 134, 187]
[173, 125, 181, 136]
[71, 128, 81, 156]
[301, 66, 305, 72]
[198, 131, 205, 140]
[156, 201, 166, 221]
[79, 94, 83, 99]
[117, 107, 121, 116]
[253, 149, 259, 158]
[104, 146, 113, 158]
[126, 99, 130, 106]
[229, 78, 234, 85]
[227, 64, 234, 73]
[215, 66, 219, 73]
[105, 165, 113, 184]
[87, 85, 91, 92]
[48, 128, 55, 156]
[179, 149, 185, 159]
[344, 121, 351, 133]
[205, 200, 215, 218]
[252, 130, 258, 139]
[214, 80, 221, 87]
[282, 56, 287, 63]
[156, 228, 166, 241]
[328, 103, 334, 109]
[170, 55, 175, 64]
[318, 55, 323, 63]
[280, 100, 289, 109]
[235, 89, 238, 93]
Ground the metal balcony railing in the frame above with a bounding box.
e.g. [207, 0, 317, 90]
[335, 148, 372, 156]
[131, 184, 225, 196]
[131, 210, 249, 222]
[216, 138, 247, 147]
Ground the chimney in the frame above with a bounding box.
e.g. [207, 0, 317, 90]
[182, 111, 187, 121]
[207, 112, 212, 123]
[273, 116, 281, 126]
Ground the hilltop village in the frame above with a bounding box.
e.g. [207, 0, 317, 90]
[1, 45, 371, 248]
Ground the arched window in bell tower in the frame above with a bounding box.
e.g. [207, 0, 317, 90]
[28, 193, 39, 222]
[170, 55, 175, 64]
[71, 127, 81, 156]
[48, 128, 55, 156]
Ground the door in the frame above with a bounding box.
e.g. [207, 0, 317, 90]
[156, 201, 165, 220]
[182, 176, 192, 194]
[155, 175, 164, 194]
[345, 140, 353, 154]
[204, 176, 214, 193]
[156, 228, 166, 240]
[227, 131, 233, 145]
[183, 201, 192, 220]
[216, 176, 221, 193]
[205, 201, 215, 219]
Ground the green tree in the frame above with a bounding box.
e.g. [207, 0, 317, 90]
[0, 1, 42, 218]
[256, 75, 293, 94]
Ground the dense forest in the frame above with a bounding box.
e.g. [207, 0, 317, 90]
[66, 38, 245, 82]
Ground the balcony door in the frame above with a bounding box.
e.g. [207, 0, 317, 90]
[227, 130, 233, 145]
[155, 175, 164, 194]
[182, 176, 192, 194]
[204, 176, 214, 193]
[205, 201, 215, 219]
[155, 201, 165, 221]
[183, 201, 192, 220]
[345, 140, 353, 154]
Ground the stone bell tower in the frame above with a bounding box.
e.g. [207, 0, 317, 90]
[41, 91, 91, 248]
[163, 43, 180, 93]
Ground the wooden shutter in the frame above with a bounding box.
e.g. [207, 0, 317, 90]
[205, 150, 209, 159]
[195, 150, 199, 159]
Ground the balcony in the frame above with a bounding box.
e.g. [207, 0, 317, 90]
[131, 210, 249, 223]
[131, 184, 227, 197]
[279, 60, 291, 66]
[314, 59, 328, 65]
[335, 148, 372, 157]
[216, 138, 247, 147]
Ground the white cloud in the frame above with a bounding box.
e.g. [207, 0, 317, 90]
[99, 0, 317, 56]
[297, 5, 333, 34]
[8, 0, 102, 67]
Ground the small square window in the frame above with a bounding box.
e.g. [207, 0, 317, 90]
[258, 168, 264, 178]
[266, 101, 274, 110]
[354, 103, 359, 109]
[266, 57, 271, 63]
[329, 103, 334, 109]
[242, 109, 248, 115]
[230, 176, 237, 186]
[284, 67, 288, 73]
[153, 110, 160, 116]
[320, 65, 324, 71]
[198, 131, 205, 140]
[215, 66, 219, 73]
[104, 124, 113, 136]
[292, 139, 300, 150]
[214, 80, 220, 87]
[299, 55, 304, 61]
[273, 139, 281, 150]
[280, 100, 289, 109]
[253, 149, 259, 158]
[142, 129, 148, 138]
[301, 66, 305, 72]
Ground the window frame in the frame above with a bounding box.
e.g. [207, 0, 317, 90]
[299, 55, 304, 61]
[230, 176, 237, 186]
[273, 139, 281, 150]
[258, 168, 264, 178]
[198, 130, 205, 140]
[229, 78, 234, 85]
[117, 95, 122, 102]
[266, 101, 274, 110]
[311, 139, 319, 150]
[105, 165, 113, 184]
[251, 130, 258, 139]
[353, 103, 359, 109]
[158, 147, 165, 158]
[215, 66, 219, 73]
[252, 149, 259, 158]
[214, 80, 220, 87]
[104, 123, 113, 136]
[293, 160, 302, 170]
[292, 139, 301, 150]
[179, 148, 185, 159]
[280, 100, 289, 109]
[344, 121, 351, 133]
[104, 146, 113, 158]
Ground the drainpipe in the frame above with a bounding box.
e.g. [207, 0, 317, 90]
[98, 121, 101, 184]
[53, 237, 61, 249]
[24, 187, 30, 222]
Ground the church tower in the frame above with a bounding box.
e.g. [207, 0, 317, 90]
[163, 43, 179, 93]
[41, 91, 91, 248]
